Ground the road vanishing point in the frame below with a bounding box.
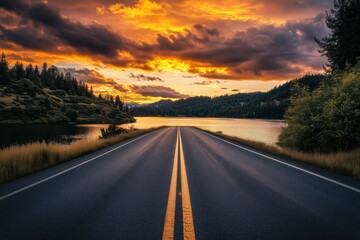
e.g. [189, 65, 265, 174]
[1, 127, 360, 240]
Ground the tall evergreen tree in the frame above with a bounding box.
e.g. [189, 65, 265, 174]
[14, 62, 25, 79]
[110, 95, 114, 105]
[25, 63, 33, 78]
[34, 65, 40, 76]
[316, 0, 360, 71]
[40, 62, 48, 86]
[0, 52, 10, 84]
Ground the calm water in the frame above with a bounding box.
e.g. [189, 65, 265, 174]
[0, 117, 285, 148]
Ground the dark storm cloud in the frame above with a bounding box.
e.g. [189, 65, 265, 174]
[0, 9, 18, 26]
[150, 14, 328, 78]
[151, 24, 220, 52]
[0, 0, 126, 57]
[0, 25, 62, 51]
[131, 85, 188, 98]
[61, 67, 128, 92]
[129, 73, 164, 82]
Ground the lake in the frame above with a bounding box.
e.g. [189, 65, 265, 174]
[0, 117, 285, 148]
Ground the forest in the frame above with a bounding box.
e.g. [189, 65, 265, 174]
[0, 55, 134, 124]
[130, 74, 325, 119]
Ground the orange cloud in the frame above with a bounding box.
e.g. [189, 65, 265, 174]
[109, 0, 164, 18]
[0, 0, 332, 103]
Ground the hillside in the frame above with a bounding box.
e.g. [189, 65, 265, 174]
[0, 54, 134, 124]
[0, 78, 134, 124]
[130, 74, 325, 119]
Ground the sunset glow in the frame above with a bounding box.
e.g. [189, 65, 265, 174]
[0, 0, 331, 103]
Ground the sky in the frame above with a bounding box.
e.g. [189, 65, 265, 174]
[0, 0, 332, 103]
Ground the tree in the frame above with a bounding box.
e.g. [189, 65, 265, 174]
[14, 61, 25, 79]
[0, 52, 10, 84]
[316, 0, 360, 71]
[115, 95, 123, 110]
[25, 63, 33, 78]
[34, 65, 40, 76]
[40, 62, 48, 86]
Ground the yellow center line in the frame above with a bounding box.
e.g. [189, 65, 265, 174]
[162, 127, 196, 240]
[162, 128, 179, 240]
[179, 128, 196, 240]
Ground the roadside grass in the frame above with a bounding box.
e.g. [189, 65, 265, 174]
[197, 128, 360, 179]
[0, 126, 164, 184]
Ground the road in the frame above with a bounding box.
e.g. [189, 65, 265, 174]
[1, 126, 360, 239]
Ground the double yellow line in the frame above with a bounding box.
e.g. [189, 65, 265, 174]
[163, 127, 196, 240]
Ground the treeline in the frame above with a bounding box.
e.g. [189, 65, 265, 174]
[0, 53, 128, 112]
[0, 53, 133, 124]
[130, 74, 325, 119]
[0, 54, 94, 98]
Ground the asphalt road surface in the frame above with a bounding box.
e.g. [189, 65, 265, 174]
[1, 126, 360, 240]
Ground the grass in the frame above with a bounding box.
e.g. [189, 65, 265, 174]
[0, 126, 164, 184]
[196, 128, 360, 179]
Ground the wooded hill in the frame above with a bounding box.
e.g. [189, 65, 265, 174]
[130, 74, 326, 119]
[0, 54, 134, 124]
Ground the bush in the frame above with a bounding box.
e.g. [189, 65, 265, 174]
[279, 64, 360, 152]
[100, 124, 128, 139]
[65, 109, 78, 122]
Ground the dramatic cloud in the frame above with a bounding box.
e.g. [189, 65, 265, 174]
[131, 85, 189, 98]
[129, 73, 164, 82]
[60, 68, 128, 92]
[149, 15, 328, 79]
[0, 0, 333, 102]
[0, 0, 127, 57]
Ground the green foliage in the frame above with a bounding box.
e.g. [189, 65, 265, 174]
[280, 64, 360, 152]
[316, 0, 360, 71]
[100, 124, 128, 139]
[0, 53, 133, 125]
[65, 109, 78, 122]
[0, 52, 10, 84]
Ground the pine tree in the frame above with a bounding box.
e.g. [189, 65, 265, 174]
[0, 52, 10, 84]
[316, 0, 360, 71]
[14, 62, 25, 79]
[40, 62, 48, 86]
[25, 63, 33, 78]
[34, 65, 40, 76]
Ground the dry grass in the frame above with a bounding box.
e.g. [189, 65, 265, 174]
[197, 128, 360, 179]
[0, 127, 164, 184]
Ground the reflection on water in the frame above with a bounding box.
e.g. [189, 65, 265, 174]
[122, 117, 285, 146]
[0, 117, 285, 148]
[0, 125, 89, 148]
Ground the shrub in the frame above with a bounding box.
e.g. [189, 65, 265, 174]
[280, 64, 360, 152]
[100, 124, 128, 139]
